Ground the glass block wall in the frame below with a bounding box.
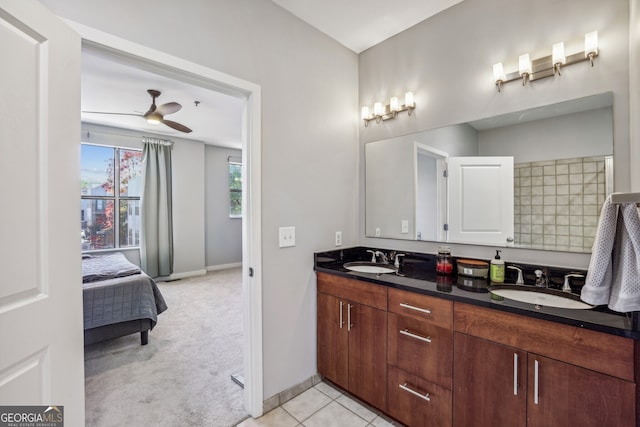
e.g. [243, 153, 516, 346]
[514, 156, 609, 252]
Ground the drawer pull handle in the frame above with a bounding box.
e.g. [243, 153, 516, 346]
[513, 353, 518, 396]
[399, 383, 431, 402]
[400, 302, 432, 315]
[347, 303, 353, 331]
[400, 328, 432, 343]
[339, 301, 344, 329]
[534, 359, 540, 405]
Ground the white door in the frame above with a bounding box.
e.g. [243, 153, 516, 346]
[0, 1, 84, 425]
[414, 143, 448, 242]
[447, 156, 514, 246]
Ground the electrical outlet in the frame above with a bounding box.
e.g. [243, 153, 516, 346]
[401, 220, 409, 234]
[335, 231, 342, 246]
[279, 226, 295, 248]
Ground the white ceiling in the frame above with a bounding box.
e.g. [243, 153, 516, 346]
[81, 1, 463, 148]
[272, 0, 463, 53]
[81, 48, 245, 149]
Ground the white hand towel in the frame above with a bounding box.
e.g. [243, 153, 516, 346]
[581, 197, 617, 306]
[608, 203, 640, 312]
[581, 197, 640, 312]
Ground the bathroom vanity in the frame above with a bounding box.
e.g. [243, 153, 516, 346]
[315, 247, 639, 427]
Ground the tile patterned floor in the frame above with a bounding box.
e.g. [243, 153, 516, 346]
[236, 381, 403, 427]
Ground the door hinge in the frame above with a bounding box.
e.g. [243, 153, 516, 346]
[443, 169, 448, 178]
[248, 267, 254, 277]
[443, 223, 449, 231]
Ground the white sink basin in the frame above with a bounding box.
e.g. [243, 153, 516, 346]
[343, 262, 396, 274]
[489, 286, 593, 310]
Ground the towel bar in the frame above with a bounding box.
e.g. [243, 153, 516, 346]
[610, 192, 640, 205]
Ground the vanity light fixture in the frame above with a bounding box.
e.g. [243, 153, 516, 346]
[493, 63, 507, 93]
[518, 54, 532, 86]
[585, 31, 598, 65]
[492, 31, 599, 92]
[552, 42, 566, 75]
[362, 91, 416, 127]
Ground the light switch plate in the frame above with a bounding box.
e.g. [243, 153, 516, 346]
[335, 231, 342, 246]
[375, 228, 381, 237]
[279, 226, 295, 248]
[401, 220, 409, 234]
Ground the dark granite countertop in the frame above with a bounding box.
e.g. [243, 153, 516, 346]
[314, 246, 640, 340]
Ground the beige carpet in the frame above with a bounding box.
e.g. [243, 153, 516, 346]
[84, 268, 248, 427]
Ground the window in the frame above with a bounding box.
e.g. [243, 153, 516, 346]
[81, 144, 143, 250]
[229, 159, 242, 218]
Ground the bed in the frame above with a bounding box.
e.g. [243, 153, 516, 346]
[82, 252, 168, 346]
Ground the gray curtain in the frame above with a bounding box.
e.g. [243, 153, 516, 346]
[140, 136, 174, 277]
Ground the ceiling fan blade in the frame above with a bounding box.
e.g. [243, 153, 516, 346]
[161, 119, 192, 133]
[83, 111, 144, 117]
[155, 102, 182, 116]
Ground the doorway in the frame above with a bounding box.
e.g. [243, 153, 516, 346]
[75, 26, 264, 418]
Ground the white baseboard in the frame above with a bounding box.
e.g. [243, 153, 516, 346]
[206, 262, 242, 271]
[168, 269, 207, 280]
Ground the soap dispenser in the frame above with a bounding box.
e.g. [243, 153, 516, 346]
[490, 250, 505, 283]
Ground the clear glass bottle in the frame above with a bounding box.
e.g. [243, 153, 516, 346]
[436, 246, 453, 275]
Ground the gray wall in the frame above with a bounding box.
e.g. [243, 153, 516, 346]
[205, 145, 242, 268]
[43, 0, 359, 401]
[478, 107, 614, 163]
[359, 0, 631, 269]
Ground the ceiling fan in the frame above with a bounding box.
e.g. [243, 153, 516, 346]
[83, 89, 192, 133]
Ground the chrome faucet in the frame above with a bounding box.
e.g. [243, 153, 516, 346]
[374, 251, 389, 264]
[507, 265, 524, 284]
[563, 273, 585, 293]
[366, 250, 388, 263]
[534, 270, 548, 288]
[394, 253, 405, 269]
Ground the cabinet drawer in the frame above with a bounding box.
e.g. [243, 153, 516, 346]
[388, 312, 452, 389]
[317, 272, 387, 310]
[387, 365, 452, 427]
[388, 288, 452, 329]
[454, 302, 635, 381]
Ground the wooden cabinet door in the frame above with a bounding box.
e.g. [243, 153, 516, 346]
[453, 332, 526, 427]
[348, 302, 387, 410]
[527, 354, 635, 427]
[317, 292, 348, 390]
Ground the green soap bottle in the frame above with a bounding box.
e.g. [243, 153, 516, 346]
[490, 250, 505, 283]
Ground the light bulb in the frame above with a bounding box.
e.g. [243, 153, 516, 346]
[552, 42, 566, 65]
[493, 62, 506, 82]
[518, 54, 532, 76]
[390, 97, 399, 112]
[373, 102, 383, 116]
[404, 92, 415, 108]
[361, 106, 370, 120]
[585, 31, 598, 57]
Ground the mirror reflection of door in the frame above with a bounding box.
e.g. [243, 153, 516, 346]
[415, 144, 448, 241]
[364, 93, 613, 252]
[447, 156, 514, 246]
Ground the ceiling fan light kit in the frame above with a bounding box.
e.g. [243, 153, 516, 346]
[83, 89, 192, 133]
[146, 113, 162, 124]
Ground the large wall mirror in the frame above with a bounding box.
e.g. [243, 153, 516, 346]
[365, 92, 614, 253]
